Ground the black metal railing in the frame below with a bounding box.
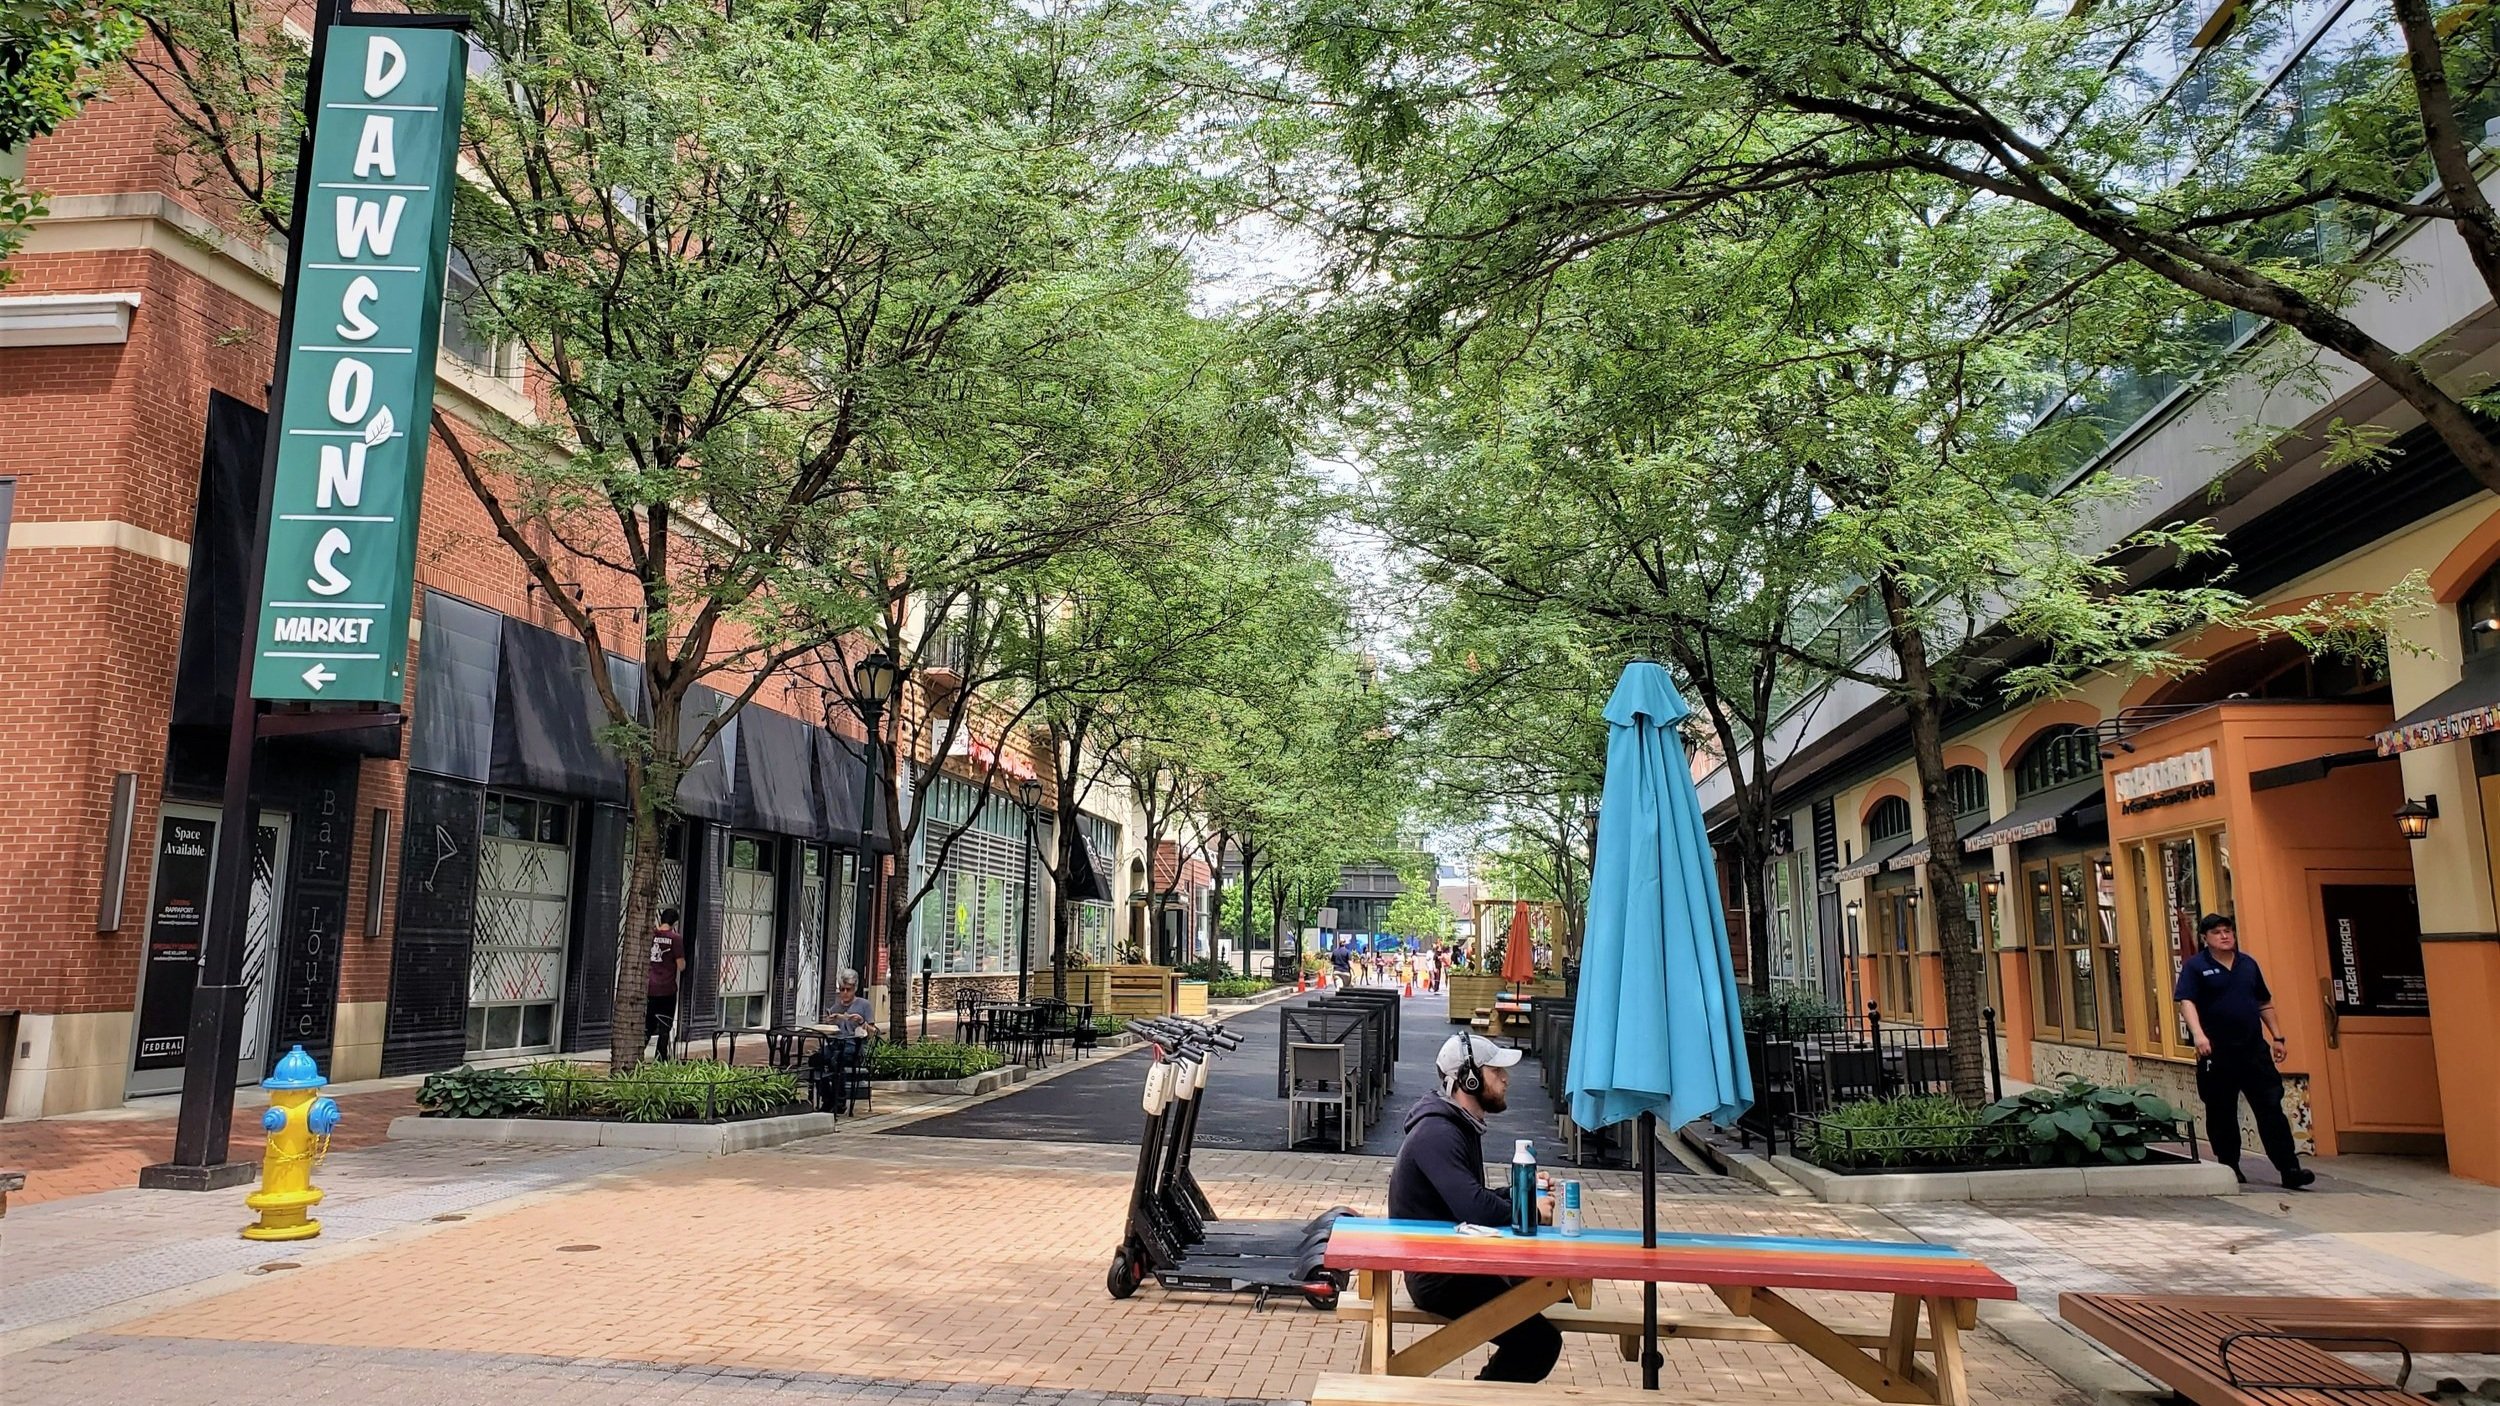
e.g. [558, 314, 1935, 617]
[1738, 1003, 1963, 1156]
[1791, 1110, 2200, 1174]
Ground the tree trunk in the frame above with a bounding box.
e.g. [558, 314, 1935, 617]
[1736, 836, 1774, 996]
[608, 789, 664, 1070]
[1237, 839, 1260, 977]
[1877, 572, 1988, 1104]
[884, 759, 912, 1044]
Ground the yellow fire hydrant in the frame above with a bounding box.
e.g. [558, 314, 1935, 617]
[243, 1045, 341, 1241]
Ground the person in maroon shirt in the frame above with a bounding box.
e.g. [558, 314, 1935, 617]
[646, 907, 686, 1060]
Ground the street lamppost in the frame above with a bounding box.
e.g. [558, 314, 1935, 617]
[1016, 776, 1042, 1003]
[848, 650, 904, 1024]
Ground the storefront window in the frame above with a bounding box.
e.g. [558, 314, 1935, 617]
[2121, 824, 2232, 1061]
[1873, 883, 1919, 1022]
[2024, 850, 2120, 1049]
[2029, 868, 2061, 1034]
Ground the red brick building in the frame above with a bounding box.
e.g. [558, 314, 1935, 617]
[0, 61, 906, 1114]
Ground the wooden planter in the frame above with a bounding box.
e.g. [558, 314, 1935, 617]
[1066, 965, 1180, 1018]
[1446, 972, 1502, 1023]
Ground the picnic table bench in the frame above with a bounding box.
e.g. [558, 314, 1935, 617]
[1327, 1218, 2015, 1404]
[2061, 1293, 2500, 1405]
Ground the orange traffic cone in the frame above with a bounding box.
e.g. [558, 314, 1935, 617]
[1296, 968, 1308, 993]
[1403, 974, 1414, 997]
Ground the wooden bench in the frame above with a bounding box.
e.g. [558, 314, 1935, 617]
[1341, 1292, 1954, 1363]
[2060, 1292, 2499, 1405]
[1312, 1372, 1827, 1406]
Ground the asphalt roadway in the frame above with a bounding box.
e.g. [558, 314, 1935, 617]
[889, 986, 1697, 1172]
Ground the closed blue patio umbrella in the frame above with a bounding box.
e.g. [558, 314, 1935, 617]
[1567, 660, 1753, 1389]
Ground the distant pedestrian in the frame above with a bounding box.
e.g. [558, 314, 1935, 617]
[2175, 913, 2313, 1190]
[1331, 941, 1352, 987]
[647, 906, 687, 1060]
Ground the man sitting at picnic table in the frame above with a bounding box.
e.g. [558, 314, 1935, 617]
[1387, 1033, 1559, 1383]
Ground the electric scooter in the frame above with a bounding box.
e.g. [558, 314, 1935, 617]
[1105, 1019, 1345, 1308]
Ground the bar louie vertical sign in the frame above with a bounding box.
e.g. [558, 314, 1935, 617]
[250, 26, 467, 704]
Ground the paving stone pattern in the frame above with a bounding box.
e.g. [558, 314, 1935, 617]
[84, 1132, 2080, 1404]
[1, 1138, 671, 1337]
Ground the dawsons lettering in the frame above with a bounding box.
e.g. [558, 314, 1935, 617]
[250, 27, 466, 704]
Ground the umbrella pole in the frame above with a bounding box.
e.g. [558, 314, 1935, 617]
[1640, 1109, 1661, 1390]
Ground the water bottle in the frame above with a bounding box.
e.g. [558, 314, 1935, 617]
[1509, 1139, 1539, 1237]
[1558, 1179, 1583, 1237]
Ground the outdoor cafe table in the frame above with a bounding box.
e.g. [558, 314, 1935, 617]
[1325, 1217, 2017, 1404]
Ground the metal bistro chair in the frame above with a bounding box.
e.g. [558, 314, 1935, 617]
[1288, 1040, 1358, 1152]
[1898, 1043, 1953, 1095]
[1820, 1045, 1885, 1108]
[954, 989, 990, 1049]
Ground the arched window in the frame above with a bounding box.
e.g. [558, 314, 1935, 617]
[2013, 725, 2102, 798]
[1945, 765, 1990, 818]
[1866, 795, 1912, 843]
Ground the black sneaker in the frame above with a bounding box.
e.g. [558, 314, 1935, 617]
[2232, 1166, 2249, 1185]
[2283, 1168, 2316, 1191]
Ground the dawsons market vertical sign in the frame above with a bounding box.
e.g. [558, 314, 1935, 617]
[250, 26, 466, 704]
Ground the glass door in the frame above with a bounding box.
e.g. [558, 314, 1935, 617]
[127, 806, 289, 1095]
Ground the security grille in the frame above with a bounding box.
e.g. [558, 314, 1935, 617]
[469, 792, 572, 1055]
[720, 835, 775, 1030]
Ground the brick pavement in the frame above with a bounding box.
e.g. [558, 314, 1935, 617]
[87, 1132, 2083, 1404]
[0, 1086, 421, 1206]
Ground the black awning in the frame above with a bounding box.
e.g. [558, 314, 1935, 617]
[809, 728, 862, 848]
[1961, 778, 2104, 852]
[672, 685, 739, 822]
[489, 615, 627, 801]
[1886, 812, 1997, 871]
[1833, 833, 1913, 883]
[2377, 654, 2500, 756]
[1066, 821, 1112, 903]
[408, 590, 501, 782]
[732, 704, 819, 836]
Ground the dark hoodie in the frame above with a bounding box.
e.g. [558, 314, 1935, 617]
[1389, 1092, 1514, 1228]
[1389, 1092, 1519, 1301]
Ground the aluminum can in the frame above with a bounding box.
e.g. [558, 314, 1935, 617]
[1558, 1179, 1583, 1237]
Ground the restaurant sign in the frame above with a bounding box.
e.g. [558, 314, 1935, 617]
[2375, 701, 2500, 757]
[2114, 746, 2215, 814]
[249, 26, 467, 703]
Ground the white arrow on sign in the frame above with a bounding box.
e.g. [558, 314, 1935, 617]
[302, 663, 337, 691]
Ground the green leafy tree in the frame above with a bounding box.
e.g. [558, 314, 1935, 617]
[147, 0, 1227, 1064]
[0, 0, 139, 276]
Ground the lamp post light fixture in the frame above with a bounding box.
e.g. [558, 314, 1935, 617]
[1016, 776, 1043, 1002]
[2396, 796, 2439, 842]
[1981, 872, 2003, 898]
[849, 650, 907, 1014]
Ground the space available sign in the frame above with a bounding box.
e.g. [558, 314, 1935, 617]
[250, 26, 467, 704]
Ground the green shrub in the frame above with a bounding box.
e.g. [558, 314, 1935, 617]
[1177, 958, 1239, 983]
[1088, 1014, 1127, 1037]
[415, 1065, 543, 1118]
[1208, 978, 1266, 998]
[1739, 985, 1842, 1030]
[867, 1039, 1005, 1081]
[1798, 1095, 1984, 1169]
[1982, 1074, 2184, 1166]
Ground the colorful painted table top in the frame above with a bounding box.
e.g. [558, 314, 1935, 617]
[1323, 1218, 2017, 1301]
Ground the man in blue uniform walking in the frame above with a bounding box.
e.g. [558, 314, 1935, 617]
[2174, 913, 2314, 1190]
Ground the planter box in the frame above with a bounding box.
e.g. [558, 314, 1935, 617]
[1066, 965, 1179, 1018]
[1175, 980, 1209, 1016]
[1446, 973, 1502, 1022]
[389, 1109, 838, 1154]
[874, 1065, 1026, 1096]
[1770, 1152, 2238, 1203]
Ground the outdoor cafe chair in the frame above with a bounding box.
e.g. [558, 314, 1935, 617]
[1820, 1045, 1884, 1108]
[1899, 1043, 1953, 1094]
[1289, 1040, 1358, 1152]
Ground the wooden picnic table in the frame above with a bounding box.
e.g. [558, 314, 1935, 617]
[1326, 1218, 2017, 1404]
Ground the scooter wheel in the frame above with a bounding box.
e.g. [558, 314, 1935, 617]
[1302, 1283, 1340, 1311]
[1107, 1248, 1141, 1300]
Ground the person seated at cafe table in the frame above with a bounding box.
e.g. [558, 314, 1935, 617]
[827, 969, 877, 1039]
[1386, 1034, 1559, 1383]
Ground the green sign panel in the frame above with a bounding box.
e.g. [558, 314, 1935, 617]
[250, 25, 466, 703]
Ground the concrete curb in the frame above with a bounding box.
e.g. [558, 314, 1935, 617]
[1676, 1126, 1816, 1198]
[1768, 1153, 2240, 1203]
[388, 1109, 840, 1153]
